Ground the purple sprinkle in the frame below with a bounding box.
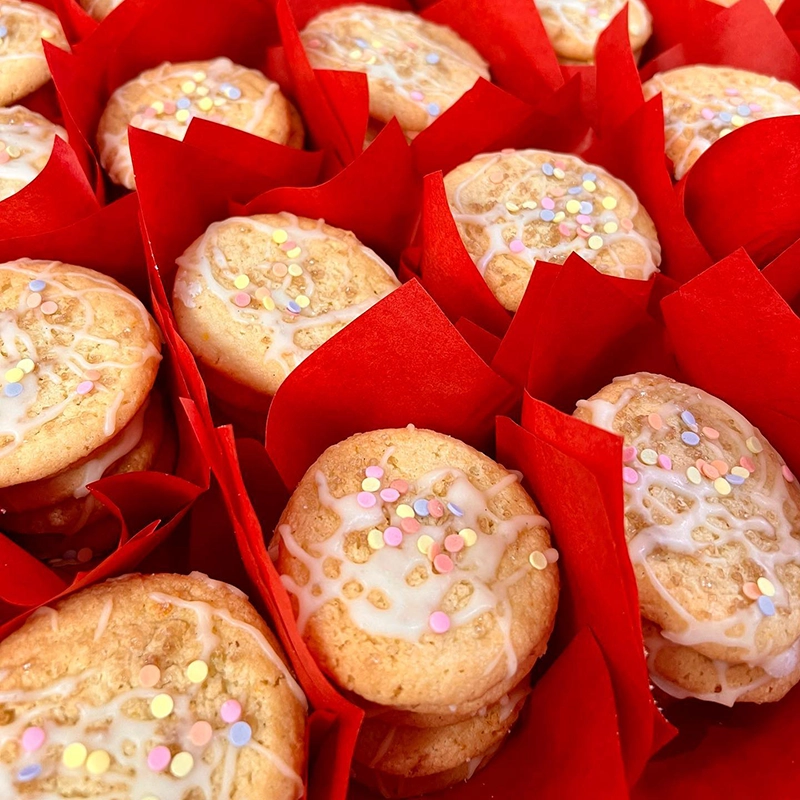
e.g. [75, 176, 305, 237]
[737, 104, 751, 117]
[568, 186, 582, 195]
[700, 108, 715, 121]
[4, 383, 23, 398]
[579, 201, 593, 215]
[287, 301, 301, 314]
[680, 410, 696, 427]
[410, 90, 424, 101]
[355, 38, 369, 48]
[425, 53, 440, 65]
[542, 163, 554, 176]
[18, 764, 41, 782]
[176, 97, 191, 109]
[380, 488, 399, 502]
[413, 499, 429, 516]
[447, 502, 463, 517]
[0, 26, 7, 38]
[582, 172, 597, 181]
[357, 492, 376, 508]
[509, 239, 525, 253]
[757, 596, 775, 616]
[229, 721, 252, 747]
[681, 431, 701, 446]
[28, 279, 46, 292]
[719, 111, 732, 123]
[727, 474, 745, 485]
[540, 209, 555, 222]
[427, 103, 440, 117]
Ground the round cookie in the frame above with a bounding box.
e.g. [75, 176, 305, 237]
[78, 0, 123, 21]
[0, 258, 162, 489]
[642, 65, 800, 180]
[173, 213, 400, 400]
[534, 0, 652, 64]
[0, 0, 68, 106]
[97, 58, 304, 190]
[574, 373, 800, 702]
[0, 106, 65, 202]
[273, 427, 559, 718]
[444, 149, 661, 312]
[0, 572, 307, 798]
[301, 4, 490, 139]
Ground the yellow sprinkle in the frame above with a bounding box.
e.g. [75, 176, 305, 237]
[272, 229, 288, 244]
[17, 358, 34, 373]
[286, 247, 302, 259]
[6, 145, 20, 158]
[193, 70, 207, 82]
[566, 200, 581, 214]
[196, 86, 210, 98]
[459, 528, 477, 547]
[687, 466, 702, 485]
[4, 367, 23, 383]
[150, 693, 174, 719]
[521, 200, 537, 209]
[397, 504, 414, 518]
[731, 115, 745, 127]
[553, 167, 565, 180]
[588, 235, 603, 250]
[603, 222, 619, 234]
[367, 528, 385, 550]
[262, 297, 275, 311]
[731, 466, 749, 478]
[150, 100, 164, 114]
[529, 551, 547, 570]
[371, 39, 382, 48]
[175, 109, 191, 123]
[640, 449, 658, 465]
[214, 97, 226, 106]
[197, 97, 214, 111]
[62, 742, 87, 769]
[41, 28, 55, 39]
[599, 11, 610, 19]
[505, 201, 519, 213]
[714, 477, 732, 496]
[362, 477, 381, 492]
[186, 660, 208, 684]
[366, 55, 377, 64]
[348, 49, 362, 60]
[417, 534, 434, 555]
[583, 180, 597, 192]
[553, 211, 565, 223]
[746, 437, 763, 454]
[757, 577, 775, 597]
[295, 294, 310, 308]
[288, 264, 303, 277]
[602, 196, 617, 210]
[581, 224, 594, 233]
[181, 80, 197, 94]
[720, 127, 733, 137]
[170, 752, 194, 778]
[233, 274, 250, 289]
[86, 750, 111, 775]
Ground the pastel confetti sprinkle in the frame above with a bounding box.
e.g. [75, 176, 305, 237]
[459, 528, 477, 546]
[413, 499, 429, 516]
[233, 292, 250, 308]
[76, 381, 94, 395]
[189, 720, 213, 747]
[448, 502, 463, 516]
[18, 764, 41, 782]
[640, 449, 658, 466]
[362, 477, 381, 492]
[40, 301, 58, 315]
[544, 548, 559, 563]
[77, 548, 92, 563]
[287, 300, 301, 314]
[391, 479, 409, 494]
[186, 660, 209, 684]
[542, 163, 554, 176]
[380, 488, 400, 502]
[588, 235, 603, 250]
[757, 577, 776, 597]
[357, 492, 377, 508]
[170, 752, 194, 778]
[700, 108, 715, 120]
[540, 210, 555, 222]
[401, 518, 420, 534]
[740, 456, 756, 472]
[4, 383, 23, 398]
[509, 239, 525, 253]
[783, 465, 795, 482]
[26, 293, 41, 308]
[714, 477, 732, 496]
[384, 526, 403, 547]
[28, 280, 46, 292]
[429, 611, 450, 633]
[234, 274, 250, 290]
[529, 551, 547, 570]
[444, 534, 464, 552]
[425, 52, 440, 64]
[220, 699, 242, 724]
[433, 554, 454, 573]
[287, 247, 302, 260]
[229, 722, 252, 747]
[367, 528, 384, 550]
[63, 742, 87, 768]
[417, 534, 434, 555]
[21, 726, 45, 752]
[758, 596, 775, 616]
[622, 467, 639, 485]
[4, 367, 22, 383]
[148, 745, 171, 772]
[272, 229, 288, 244]
[427, 103, 441, 116]
[746, 437, 763, 454]
[681, 431, 701, 446]
[702, 426, 720, 440]
[648, 414, 663, 430]
[150, 694, 174, 719]
[728, 474, 745, 486]
[396, 504, 415, 518]
[365, 466, 383, 478]
[743, 582, 760, 600]
[410, 90, 424, 101]
[687, 466, 702, 485]
[658, 454, 672, 470]
[86, 750, 111, 775]
[429, 499, 444, 518]
[622, 446, 637, 462]
[711, 460, 728, 475]
[681, 411, 696, 426]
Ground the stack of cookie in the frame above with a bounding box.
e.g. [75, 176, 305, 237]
[272, 427, 560, 796]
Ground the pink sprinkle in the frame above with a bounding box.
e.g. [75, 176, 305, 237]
[21, 727, 45, 752]
[357, 492, 376, 508]
[750, 103, 762, 112]
[391, 479, 409, 494]
[401, 518, 420, 534]
[587, 6, 598, 15]
[622, 446, 637, 463]
[365, 466, 384, 479]
[144, 106, 157, 118]
[233, 292, 250, 307]
[544, 548, 560, 563]
[380, 488, 400, 502]
[429, 611, 450, 633]
[576, 214, 592, 224]
[428, 499, 444, 518]
[272, 263, 288, 277]
[658, 454, 672, 471]
[576, 227, 589, 238]
[551, 186, 566, 198]
[384, 526, 403, 546]
[541, 197, 555, 210]
[307, 37, 321, 48]
[621, 218, 634, 231]
[85, 370, 101, 381]
[77, 547, 92, 563]
[700, 108, 715, 120]
[444, 534, 464, 553]
[554, 159, 566, 169]
[623, 467, 639, 485]
[0, 152, 9, 165]
[428, 542, 441, 562]
[163, 101, 176, 114]
[740, 456, 756, 472]
[434, 554, 454, 573]
[509, 239, 525, 253]
[40, 301, 58, 315]
[410, 90, 424, 101]
[76, 381, 94, 395]
[280, 240, 297, 251]
[558, 223, 571, 236]
[220, 700, 242, 724]
[148, 745, 171, 772]
[783, 465, 795, 483]
[725, 87, 739, 96]
[189, 720, 213, 747]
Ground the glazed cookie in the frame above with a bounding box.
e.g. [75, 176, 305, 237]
[78, 0, 123, 21]
[97, 58, 304, 190]
[0, 572, 307, 798]
[534, 0, 652, 64]
[642, 65, 800, 180]
[444, 149, 661, 312]
[273, 427, 559, 718]
[0, 0, 68, 106]
[575, 373, 800, 704]
[0, 258, 161, 489]
[173, 213, 400, 401]
[301, 4, 490, 139]
[0, 106, 65, 202]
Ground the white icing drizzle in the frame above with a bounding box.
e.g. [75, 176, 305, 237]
[447, 149, 661, 282]
[0, 589, 306, 798]
[534, 0, 651, 50]
[279, 463, 550, 681]
[0, 0, 63, 67]
[174, 214, 399, 383]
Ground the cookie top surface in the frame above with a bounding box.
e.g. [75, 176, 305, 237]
[444, 149, 661, 311]
[0, 0, 68, 106]
[97, 58, 304, 190]
[0, 106, 65, 202]
[0, 259, 162, 489]
[534, 0, 652, 63]
[301, 4, 489, 136]
[273, 427, 559, 712]
[642, 65, 800, 180]
[574, 372, 800, 665]
[0, 572, 307, 799]
[173, 213, 400, 397]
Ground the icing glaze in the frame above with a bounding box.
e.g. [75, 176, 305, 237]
[0, 0, 62, 66]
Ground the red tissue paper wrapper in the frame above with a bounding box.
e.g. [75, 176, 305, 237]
[518, 246, 800, 796]
[0, 196, 208, 633]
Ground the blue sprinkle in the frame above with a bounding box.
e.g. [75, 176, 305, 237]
[4, 383, 22, 398]
[542, 163, 554, 176]
[28, 279, 46, 292]
[568, 186, 582, 195]
[0, 26, 7, 38]
[287, 301, 301, 314]
[229, 721, 252, 747]
[681, 410, 696, 427]
[18, 764, 41, 782]
[540, 209, 555, 222]
[737, 104, 751, 117]
[413, 499, 429, 517]
[427, 103, 440, 117]
[355, 38, 369, 48]
[757, 596, 775, 616]
[719, 111, 732, 123]
[582, 172, 597, 182]
[579, 201, 593, 215]
[176, 97, 191, 109]
[727, 474, 745, 485]
[425, 53, 440, 65]
[681, 431, 700, 446]
[447, 502, 463, 517]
